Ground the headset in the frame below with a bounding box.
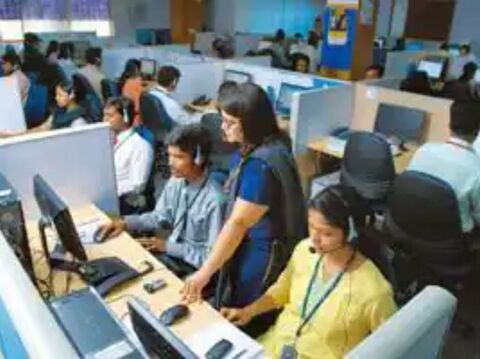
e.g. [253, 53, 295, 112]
[123, 107, 130, 125]
[194, 144, 203, 166]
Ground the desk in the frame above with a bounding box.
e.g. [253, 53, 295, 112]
[308, 137, 418, 174]
[27, 205, 226, 340]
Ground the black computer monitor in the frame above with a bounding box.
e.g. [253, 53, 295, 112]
[33, 174, 87, 262]
[140, 58, 157, 78]
[128, 298, 198, 359]
[224, 70, 252, 84]
[374, 103, 427, 143]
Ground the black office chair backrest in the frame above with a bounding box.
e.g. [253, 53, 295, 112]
[388, 170, 462, 240]
[101, 79, 119, 102]
[341, 131, 395, 201]
[139, 93, 174, 139]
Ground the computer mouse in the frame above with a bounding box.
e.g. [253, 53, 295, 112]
[159, 304, 189, 326]
[92, 227, 103, 243]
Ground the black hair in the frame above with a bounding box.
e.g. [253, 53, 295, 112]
[119, 58, 141, 90]
[450, 101, 480, 139]
[104, 96, 135, 127]
[275, 29, 286, 42]
[291, 53, 310, 73]
[400, 70, 432, 96]
[57, 75, 88, 103]
[1, 52, 21, 67]
[157, 65, 181, 88]
[85, 47, 102, 65]
[440, 42, 449, 51]
[217, 81, 237, 97]
[460, 44, 471, 54]
[46, 40, 59, 58]
[217, 82, 282, 150]
[24, 32, 40, 46]
[308, 185, 368, 238]
[59, 42, 74, 60]
[366, 64, 385, 78]
[166, 123, 212, 168]
[212, 38, 234, 59]
[307, 31, 320, 47]
[460, 62, 478, 82]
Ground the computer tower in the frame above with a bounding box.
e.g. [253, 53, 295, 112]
[0, 173, 35, 281]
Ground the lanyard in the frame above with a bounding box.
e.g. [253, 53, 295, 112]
[295, 252, 356, 340]
[114, 130, 136, 153]
[172, 175, 209, 232]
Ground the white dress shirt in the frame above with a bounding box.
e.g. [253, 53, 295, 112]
[58, 58, 77, 80]
[474, 134, 480, 155]
[78, 64, 105, 100]
[408, 137, 480, 233]
[149, 86, 203, 126]
[114, 128, 154, 197]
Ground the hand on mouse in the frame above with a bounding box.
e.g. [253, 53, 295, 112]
[137, 237, 166, 252]
[96, 219, 127, 242]
[220, 306, 254, 327]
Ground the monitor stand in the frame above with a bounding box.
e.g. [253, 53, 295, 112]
[38, 219, 154, 297]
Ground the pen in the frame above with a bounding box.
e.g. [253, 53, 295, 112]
[231, 349, 247, 359]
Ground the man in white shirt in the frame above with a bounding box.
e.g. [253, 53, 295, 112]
[103, 96, 154, 214]
[1, 52, 30, 104]
[448, 44, 477, 80]
[149, 65, 203, 126]
[78, 47, 105, 100]
[408, 101, 480, 234]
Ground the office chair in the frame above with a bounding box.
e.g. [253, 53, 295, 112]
[139, 93, 174, 179]
[341, 131, 395, 211]
[383, 170, 474, 336]
[100, 79, 119, 102]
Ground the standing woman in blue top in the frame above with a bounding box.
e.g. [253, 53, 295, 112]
[182, 83, 307, 335]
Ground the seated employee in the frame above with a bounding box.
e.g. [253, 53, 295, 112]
[221, 185, 396, 358]
[102, 96, 154, 214]
[1, 52, 30, 104]
[97, 123, 226, 278]
[290, 53, 310, 74]
[365, 64, 385, 80]
[443, 62, 479, 102]
[78, 47, 105, 100]
[400, 70, 434, 96]
[408, 101, 480, 234]
[149, 65, 203, 125]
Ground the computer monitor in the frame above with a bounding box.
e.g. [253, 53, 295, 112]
[276, 82, 311, 116]
[140, 58, 157, 78]
[33, 174, 87, 262]
[128, 298, 198, 359]
[374, 103, 427, 143]
[224, 70, 252, 84]
[417, 60, 444, 80]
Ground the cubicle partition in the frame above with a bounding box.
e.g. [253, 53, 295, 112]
[0, 232, 78, 358]
[0, 124, 119, 220]
[384, 50, 423, 78]
[0, 77, 26, 132]
[362, 77, 403, 90]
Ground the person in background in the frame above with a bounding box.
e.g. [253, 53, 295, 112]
[449, 44, 478, 79]
[443, 62, 479, 102]
[1, 52, 30, 104]
[211, 37, 234, 59]
[45, 40, 60, 64]
[78, 47, 105, 100]
[21, 32, 47, 75]
[312, 15, 323, 40]
[400, 70, 433, 96]
[291, 53, 310, 74]
[102, 96, 154, 214]
[270, 29, 290, 68]
[221, 185, 396, 358]
[119, 58, 143, 122]
[181, 83, 307, 337]
[408, 101, 480, 235]
[365, 64, 385, 80]
[289, 31, 320, 73]
[97, 123, 226, 278]
[58, 42, 77, 80]
[149, 65, 203, 125]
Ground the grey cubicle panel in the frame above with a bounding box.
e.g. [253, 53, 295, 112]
[385, 50, 423, 78]
[0, 232, 79, 358]
[346, 286, 457, 359]
[0, 124, 118, 220]
[0, 77, 27, 132]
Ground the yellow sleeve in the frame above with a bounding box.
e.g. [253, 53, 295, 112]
[265, 242, 303, 307]
[367, 290, 397, 331]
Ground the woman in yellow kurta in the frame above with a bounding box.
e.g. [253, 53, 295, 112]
[221, 185, 397, 359]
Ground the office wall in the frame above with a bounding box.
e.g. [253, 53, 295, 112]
[449, 0, 480, 43]
[376, 0, 392, 38]
[110, 0, 170, 42]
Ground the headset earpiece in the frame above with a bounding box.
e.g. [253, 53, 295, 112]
[194, 145, 202, 166]
[347, 216, 358, 244]
[123, 107, 130, 125]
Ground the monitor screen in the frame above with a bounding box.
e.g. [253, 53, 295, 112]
[417, 60, 444, 79]
[224, 70, 251, 84]
[128, 298, 198, 359]
[33, 175, 87, 262]
[276, 83, 310, 115]
[140, 58, 157, 77]
[374, 103, 427, 143]
[475, 70, 480, 83]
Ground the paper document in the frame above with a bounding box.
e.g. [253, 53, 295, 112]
[75, 218, 103, 244]
[185, 321, 265, 359]
[325, 136, 347, 154]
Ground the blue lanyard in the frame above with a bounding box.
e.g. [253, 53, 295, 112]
[295, 252, 356, 339]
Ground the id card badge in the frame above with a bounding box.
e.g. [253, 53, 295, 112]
[280, 344, 298, 359]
